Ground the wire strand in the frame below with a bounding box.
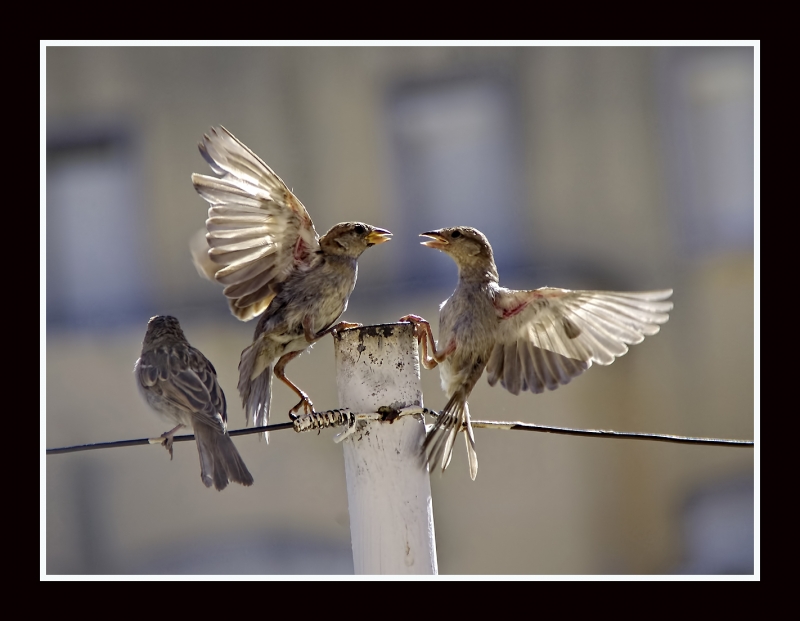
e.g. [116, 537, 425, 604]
[468, 420, 753, 447]
[45, 407, 753, 455]
[45, 422, 295, 455]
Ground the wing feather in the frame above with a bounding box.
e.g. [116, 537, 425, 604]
[140, 346, 227, 432]
[485, 343, 505, 387]
[502, 341, 522, 395]
[220, 266, 280, 299]
[231, 284, 278, 310]
[488, 287, 672, 394]
[190, 126, 321, 321]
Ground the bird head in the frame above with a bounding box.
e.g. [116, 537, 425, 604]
[143, 315, 187, 348]
[320, 222, 392, 257]
[420, 227, 499, 281]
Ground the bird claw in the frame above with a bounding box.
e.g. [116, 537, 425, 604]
[400, 314, 426, 324]
[330, 321, 362, 337]
[152, 424, 184, 460]
[160, 432, 175, 460]
[399, 314, 429, 340]
[289, 395, 314, 420]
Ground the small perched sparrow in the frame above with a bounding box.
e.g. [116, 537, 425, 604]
[190, 126, 392, 439]
[402, 227, 673, 480]
[134, 315, 254, 491]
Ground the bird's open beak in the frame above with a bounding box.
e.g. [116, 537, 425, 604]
[420, 231, 448, 250]
[366, 228, 392, 245]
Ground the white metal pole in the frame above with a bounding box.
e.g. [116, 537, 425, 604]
[334, 323, 438, 575]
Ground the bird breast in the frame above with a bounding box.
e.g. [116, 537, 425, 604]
[258, 257, 357, 350]
[437, 284, 497, 398]
[439, 283, 498, 348]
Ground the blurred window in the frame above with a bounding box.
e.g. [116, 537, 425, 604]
[658, 47, 755, 255]
[386, 74, 526, 287]
[46, 127, 151, 329]
[674, 475, 754, 574]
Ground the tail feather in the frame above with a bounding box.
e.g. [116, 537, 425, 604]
[196, 428, 216, 489]
[464, 404, 478, 481]
[422, 392, 478, 479]
[195, 424, 254, 491]
[247, 369, 272, 442]
[238, 342, 273, 443]
[214, 432, 254, 487]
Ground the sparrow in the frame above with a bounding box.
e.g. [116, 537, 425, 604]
[134, 315, 254, 491]
[401, 226, 673, 480]
[190, 126, 392, 439]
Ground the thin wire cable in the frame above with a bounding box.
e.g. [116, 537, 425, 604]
[409, 407, 753, 447]
[45, 422, 294, 455]
[468, 420, 753, 447]
[45, 406, 754, 455]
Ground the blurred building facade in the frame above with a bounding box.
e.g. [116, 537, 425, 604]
[45, 45, 755, 575]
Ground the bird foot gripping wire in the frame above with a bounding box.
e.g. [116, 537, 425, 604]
[148, 424, 185, 460]
[293, 406, 440, 443]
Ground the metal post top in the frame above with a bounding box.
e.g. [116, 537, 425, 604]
[333, 321, 421, 416]
[333, 322, 415, 341]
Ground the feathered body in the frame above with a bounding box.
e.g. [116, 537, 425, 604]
[135, 315, 254, 491]
[405, 227, 673, 480]
[243, 250, 359, 387]
[433, 273, 499, 479]
[237, 229, 371, 438]
[190, 127, 391, 439]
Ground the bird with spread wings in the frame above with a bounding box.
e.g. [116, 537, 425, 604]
[191, 127, 392, 440]
[402, 226, 673, 480]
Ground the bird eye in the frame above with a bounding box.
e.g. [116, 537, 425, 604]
[354, 225, 366, 234]
[451, 230, 462, 238]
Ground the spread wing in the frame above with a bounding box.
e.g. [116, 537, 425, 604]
[487, 287, 673, 394]
[191, 126, 321, 321]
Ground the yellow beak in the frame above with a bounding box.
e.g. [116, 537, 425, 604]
[366, 228, 392, 245]
[420, 231, 448, 250]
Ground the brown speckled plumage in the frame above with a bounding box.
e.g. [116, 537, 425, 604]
[134, 315, 253, 490]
